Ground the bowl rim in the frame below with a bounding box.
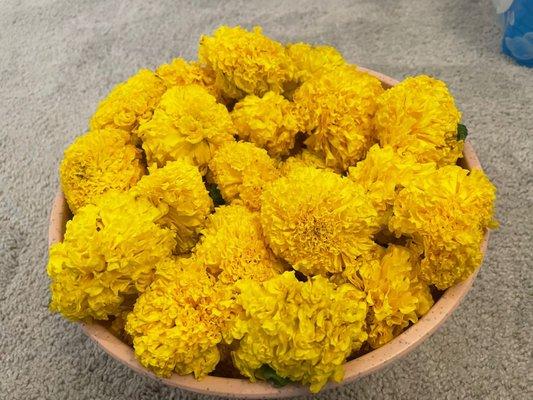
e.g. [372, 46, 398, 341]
[48, 67, 490, 398]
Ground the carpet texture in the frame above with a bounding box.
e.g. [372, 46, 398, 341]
[1, 0, 531, 399]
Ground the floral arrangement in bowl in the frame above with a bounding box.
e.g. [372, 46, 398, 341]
[47, 26, 497, 395]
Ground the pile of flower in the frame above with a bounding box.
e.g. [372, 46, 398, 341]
[47, 26, 497, 393]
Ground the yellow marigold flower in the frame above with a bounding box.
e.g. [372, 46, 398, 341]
[131, 160, 213, 253]
[279, 149, 330, 175]
[261, 166, 379, 277]
[208, 141, 280, 211]
[229, 272, 368, 393]
[360, 245, 434, 349]
[194, 204, 284, 285]
[89, 69, 166, 141]
[155, 57, 223, 102]
[109, 310, 133, 345]
[125, 257, 230, 378]
[60, 129, 145, 213]
[348, 144, 436, 226]
[389, 166, 497, 289]
[286, 42, 346, 84]
[198, 26, 294, 99]
[374, 75, 463, 166]
[294, 66, 384, 171]
[231, 92, 299, 158]
[138, 85, 234, 172]
[329, 243, 384, 289]
[47, 191, 176, 321]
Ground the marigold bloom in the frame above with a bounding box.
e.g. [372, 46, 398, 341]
[294, 66, 384, 171]
[389, 166, 497, 289]
[126, 258, 230, 378]
[208, 141, 280, 211]
[89, 69, 166, 141]
[194, 204, 284, 285]
[374, 75, 463, 166]
[231, 92, 299, 158]
[47, 191, 175, 321]
[229, 272, 368, 393]
[348, 144, 436, 226]
[199, 26, 294, 99]
[155, 57, 223, 101]
[279, 149, 329, 175]
[360, 245, 434, 348]
[138, 85, 234, 171]
[261, 166, 379, 277]
[286, 42, 346, 84]
[109, 310, 133, 345]
[329, 243, 384, 289]
[60, 129, 145, 213]
[131, 160, 213, 253]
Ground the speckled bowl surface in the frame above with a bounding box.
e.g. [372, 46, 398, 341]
[48, 68, 490, 398]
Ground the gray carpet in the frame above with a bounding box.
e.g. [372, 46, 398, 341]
[1, 0, 531, 399]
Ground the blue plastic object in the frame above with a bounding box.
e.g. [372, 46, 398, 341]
[499, 0, 533, 67]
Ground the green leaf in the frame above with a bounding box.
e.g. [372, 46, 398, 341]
[457, 123, 468, 141]
[206, 183, 225, 206]
[257, 365, 293, 388]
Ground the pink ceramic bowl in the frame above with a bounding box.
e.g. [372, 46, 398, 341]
[48, 68, 490, 398]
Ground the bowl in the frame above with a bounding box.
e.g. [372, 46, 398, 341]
[48, 67, 490, 398]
